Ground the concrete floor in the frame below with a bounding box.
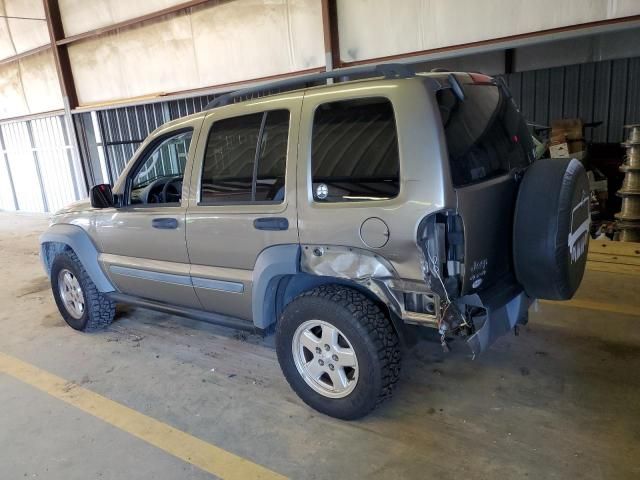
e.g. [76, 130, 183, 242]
[0, 211, 639, 479]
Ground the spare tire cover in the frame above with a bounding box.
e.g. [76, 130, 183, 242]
[513, 158, 590, 300]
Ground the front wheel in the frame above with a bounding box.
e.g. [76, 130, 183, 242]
[276, 285, 401, 420]
[51, 250, 115, 331]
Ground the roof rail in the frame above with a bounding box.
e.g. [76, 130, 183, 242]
[204, 63, 415, 110]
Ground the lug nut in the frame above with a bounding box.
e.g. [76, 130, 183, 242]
[318, 359, 324, 366]
[329, 364, 335, 370]
[332, 354, 338, 361]
[315, 347, 321, 354]
[324, 344, 330, 351]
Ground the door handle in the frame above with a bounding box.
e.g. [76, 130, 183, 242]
[152, 218, 178, 229]
[253, 217, 289, 231]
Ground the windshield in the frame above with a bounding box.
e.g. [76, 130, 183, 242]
[437, 78, 533, 187]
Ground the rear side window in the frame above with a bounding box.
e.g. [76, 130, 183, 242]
[311, 97, 400, 202]
[200, 110, 289, 204]
[437, 79, 533, 187]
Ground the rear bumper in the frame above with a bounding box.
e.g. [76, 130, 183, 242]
[457, 279, 532, 356]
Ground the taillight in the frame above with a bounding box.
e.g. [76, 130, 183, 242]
[469, 72, 493, 84]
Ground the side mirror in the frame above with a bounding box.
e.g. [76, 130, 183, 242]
[90, 184, 115, 208]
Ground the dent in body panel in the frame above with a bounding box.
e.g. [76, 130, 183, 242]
[300, 245, 439, 327]
[299, 244, 398, 318]
[300, 245, 396, 279]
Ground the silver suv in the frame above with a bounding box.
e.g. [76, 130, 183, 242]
[40, 65, 590, 419]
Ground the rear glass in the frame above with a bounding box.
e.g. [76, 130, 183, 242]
[437, 79, 533, 187]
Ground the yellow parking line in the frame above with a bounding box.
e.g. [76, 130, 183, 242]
[540, 299, 640, 317]
[0, 351, 287, 480]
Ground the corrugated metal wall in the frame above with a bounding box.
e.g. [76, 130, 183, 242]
[0, 114, 84, 213]
[504, 56, 640, 143]
[75, 94, 216, 185]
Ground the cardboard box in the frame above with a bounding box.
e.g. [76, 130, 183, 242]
[549, 118, 587, 160]
[549, 142, 570, 158]
[551, 119, 584, 141]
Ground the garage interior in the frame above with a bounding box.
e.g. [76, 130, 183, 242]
[1, 1, 639, 479]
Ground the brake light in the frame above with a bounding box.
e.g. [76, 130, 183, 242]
[469, 72, 493, 84]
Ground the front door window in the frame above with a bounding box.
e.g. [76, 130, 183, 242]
[129, 130, 193, 205]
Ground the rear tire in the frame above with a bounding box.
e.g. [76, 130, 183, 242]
[276, 285, 401, 420]
[51, 250, 115, 331]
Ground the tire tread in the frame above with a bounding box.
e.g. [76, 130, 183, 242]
[298, 285, 401, 409]
[53, 250, 115, 331]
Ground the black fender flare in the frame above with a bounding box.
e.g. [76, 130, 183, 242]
[40, 224, 115, 293]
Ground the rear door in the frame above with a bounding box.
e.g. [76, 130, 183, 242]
[437, 75, 534, 293]
[185, 97, 301, 320]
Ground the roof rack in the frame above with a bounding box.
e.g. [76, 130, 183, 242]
[204, 63, 415, 110]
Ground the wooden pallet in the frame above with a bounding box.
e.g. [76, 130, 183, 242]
[587, 241, 640, 275]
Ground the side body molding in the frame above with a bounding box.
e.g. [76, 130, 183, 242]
[252, 244, 300, 329]
[40, 223, 115, 293]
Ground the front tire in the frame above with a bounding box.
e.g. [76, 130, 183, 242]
[276, 285, 401, 420]
[51, 250, 115, 331]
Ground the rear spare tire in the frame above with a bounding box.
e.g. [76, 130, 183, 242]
[513, 158, 590, 300]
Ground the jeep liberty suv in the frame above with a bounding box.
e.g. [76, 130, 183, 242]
[40, 65, 590, 420]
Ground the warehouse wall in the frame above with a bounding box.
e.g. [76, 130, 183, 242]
[0, 113, 85, 212]
[58, 0, 189, 36]
[0, 0, 49, 60]
[66, 0, 325, 106]
[0, 0, 63, 120]
[0, 50, 63, 119]
[515, 28, 640, 72]
[504, 56, 640, 143]
[336, 0, 640, 63]
[0, 0, 639, 213]
[2, 0, 640, 113]
[3, 0, 636, 109]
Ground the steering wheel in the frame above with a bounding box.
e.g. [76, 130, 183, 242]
[161, 176, 183, 203]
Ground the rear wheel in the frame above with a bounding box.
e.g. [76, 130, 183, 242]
[51, 250, 115, 331]
[276, 285, 401, 420]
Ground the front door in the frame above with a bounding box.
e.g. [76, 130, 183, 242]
[185, 97, 301, 320]
[95, 127, 201, 308]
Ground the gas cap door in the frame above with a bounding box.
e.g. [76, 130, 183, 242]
[360, 217, 390, 248]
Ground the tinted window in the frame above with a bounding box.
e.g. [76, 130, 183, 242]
[130, 130, 192, 205]
[256, 110, 289, 202]
[201, 110, 289, 204]
[437, 79, 533, 187]
[311, 98, 400, 202]
[201, 113, 261, 203]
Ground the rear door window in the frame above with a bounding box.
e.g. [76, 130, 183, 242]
[200, 110, 289, 204]
[437, 78, 533, 187]
[311, 97, 399, 202]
